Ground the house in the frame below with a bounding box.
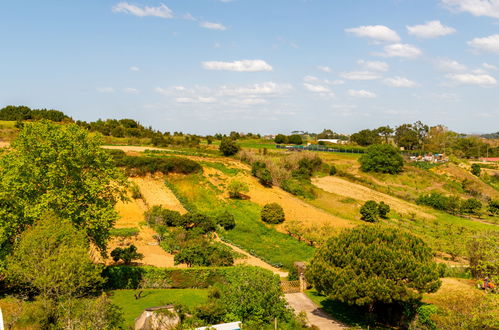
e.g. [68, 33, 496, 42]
[480, 157, 499, 162]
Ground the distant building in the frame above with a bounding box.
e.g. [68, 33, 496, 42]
[480, 157, 499, 162]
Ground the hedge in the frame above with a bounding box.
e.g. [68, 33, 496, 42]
[102, 265, 251, 290]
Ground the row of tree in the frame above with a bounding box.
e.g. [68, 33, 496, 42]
[0, 105, 70, 122]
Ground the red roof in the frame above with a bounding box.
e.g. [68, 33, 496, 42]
[480, 157, 499, 162]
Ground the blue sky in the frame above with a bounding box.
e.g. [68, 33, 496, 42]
[0, 0, 498, 134]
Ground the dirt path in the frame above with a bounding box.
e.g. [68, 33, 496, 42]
[312, 176, 434, 220]
[285, 293, 345, 329]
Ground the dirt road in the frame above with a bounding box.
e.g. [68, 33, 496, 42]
[285, 293, 345, 329]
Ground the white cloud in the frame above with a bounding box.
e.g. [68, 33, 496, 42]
[468, 34, 499, 54]
[200, 21, 227, 31]
[303, 83, 331, 93]
[383, 76, 419, 87]
[407, 20, 456, 39]
[129, 66, 140, 72]
[483, 62, 498, 71]
[379, 43, 422, 58]
[202, 60, 273, 72]
[175, 96, 217, 103]
[317, 66, 332, 73]
[348, 89, 377, 98]
[235, 98, 268, 105]
[97, 87, 115, 93]
[441, 0, 499, 18]
[435, 58, 467, 71]
[124, 87, 139, 94]
[447, 73, 497, 86]
[112, 2, 173, 19]
[304, 76, 319, 82]
[219, 82, 292, 95]
[340, 71, 382, 80]
[357, 60, 389, 71]
[345, 25, 400, 43]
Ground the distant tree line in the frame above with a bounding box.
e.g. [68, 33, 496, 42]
[0, 105, 71, 122]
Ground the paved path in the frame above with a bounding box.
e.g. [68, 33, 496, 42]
[285, 293, 345, 329]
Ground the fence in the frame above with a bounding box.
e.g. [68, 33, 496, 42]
[280, 275, 307, 294]
[276, 144, 365, 154]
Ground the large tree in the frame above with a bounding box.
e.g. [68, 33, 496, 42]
[350, 129, 381, 146]
[0, 121, 127, 255]
[359, 144, 404, 174]
[307, 225, 441, 312]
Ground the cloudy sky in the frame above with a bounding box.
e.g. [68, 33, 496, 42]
[0, 0, 498, 134]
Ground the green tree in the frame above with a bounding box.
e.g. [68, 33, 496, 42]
[6, 216, 104, 301]
[460, 198, 482, 215]
[395, 124, 419, 150]
[360, 200, 379, 222]
[376, 126, 394, 144]
[329, 165, 337, 176]
[307, 225, 441, 312]
[261, 203, 285, 224]
[110, 245, 144, 265]
[216, 211, 236, 230]
[467, 232, 499, 280]
[378, 201, 390, 219]
[274, 134, 287, 144]
[0, 121, 127, 256]
[287, 134, 303, 145]
[359, 144, 404, 174]
[219, 137, 240, 156]
[471, 163, 481, 176]
[227, 180, 249, 199]
[350, 129, 381, 146]
[488, 199, 499, 216]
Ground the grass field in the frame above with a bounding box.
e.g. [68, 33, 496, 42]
[110, 289, 209, 327]
[0, 120, 16, 128]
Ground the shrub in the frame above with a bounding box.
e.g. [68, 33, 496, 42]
[416, 192, 461, 214]
[216, 211, 236, 230]
[287, 134, 303, 145]
[471, 163, 481, 176]
[460, 198, 482, 215]
[274, 134, 287, 144]
[109, 227, 139, 238]
[261, 203, 285, 224]
[488, 199, 499, 216]
[219, 138, 240, 156]
[378, 201, 390, 219]
[110, 245, 144, 265]
[129, 182, 142, 199]
[329, 165, 337, 176]
[227, 180, 249, 199]
[360, 200, 379, 222]
[144, 206, 183, 227]
[182, 213, 217, 233]
[281, 178, 316, 199]
[359, 144, 404, 174]
[110, 153, 202, 176]
[251, 162, 273, 187]
[174, 241, 234, 267]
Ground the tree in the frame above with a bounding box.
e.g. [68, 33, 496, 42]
[467, 232, 499, 279]
[359, 144, 404, 174]
[174, 240, 234, 267]
[0, 121, 127, 257]
[350, 129, 381, 146]
[488, 199, 499, 216]
[329, 165, 337, 176]
[227, 180, 249, 199]
[219, 138, 240, 156]
[360, 200, 379, 222]
[460, 198, 482, 216]
[274, 134, 287, 144]
[6, 216, 104, 301]
[378, 201, 390, 219]
[216, 211, 236, 230]
[251, 161, 273, 187]
[376, 126, 394, 144]
[110, 245, 144, 265]
[261, 203, 285, 224]
[395, 124, 419, 150]
[307, 225, 441, 312]
[471, 163, 481, 176]
[287, 134, 303, 145]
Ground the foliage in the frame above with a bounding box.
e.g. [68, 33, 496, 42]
[145, 206, 184, 227]
[378, 201, 390, 219]
[471, 163, 481, 176]
[129, 181, 142, 199]
[395, 121, 428, 151]
[201, 266, 291, 324]
[350, 129, 381, 146]
[219, 138, 240, 156]
[0, 105, 70, 122]
[261, 203, 285, 224]
[109, 150, 202, 176]
[360, 200, 379, 222]
[174, 240, 234, 267]
[307, 225, 441, 310]
[251, 161, 273, 187]
[281, 178, 316, 199]
[284, 220, 338, 247]
[111, 245, 144, 265]
[227, 179, 249, 199]
[6, 216, 103, 300]
[0, 121, 127, 254]
[415, 304, 438, 330]
[216, 211, 236, 230]
[329, 165, 337, 176]
[182, 213, 217, 233]
[416, 192, 461, 215]
[359, 144, 404, 174]
[488, 199, 499, 216]
[460, 198, 482, 215]
[467, 231, 499, 280]
[274, 134, 287, 144]
[287, 134, 303, 145]
[109, 227, 139, 238]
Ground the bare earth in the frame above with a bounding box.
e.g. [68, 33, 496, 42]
[285, 293, 345, 329]
[312, 176, 435, 220]
[130, 176, 187, 213]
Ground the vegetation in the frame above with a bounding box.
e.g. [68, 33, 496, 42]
[307, 225, 441, 313]
[359, 200, 380, 222]
[378, 201, 390, 219]
[251, 161, 273, 186]
[329, 164, 337, 175]
[0, 121, 127, 257]
[261, 203, 285, 224]
[111, 245, 144, 265]
[219, 137, 240, 156]
[359, 144, 404, 174]
[0, 105, 71, 122]
[109, 227, 140, 238]
[471, 163, 481, 176]
[227, 179, 249, 199]
[467, 232, 499, 280]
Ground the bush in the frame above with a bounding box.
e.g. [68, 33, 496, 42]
[251, 162, 273, 187]
[360, 200, 379, 222]
[216, 211, 236, 230]
[227, 180, 249, 199]
[109, 227, 139, 237]
[329, 165, 337, 176]
[144, 206, 183, 227]
[287, 134, 303, 145]
[460, 198, 482, 215]
[174, 241, 234, 267]
[378, 201, 390, 219]
[274, 134, 287, 144]
[110, 245, 144, 265]
[182, 213, 217, 233]
[416, 192, 461, 214]
[110, 153, 202, 176]
[129, 182, 142, 199]
[261, 203, 285, 224]
[281, 178, 316, 199]
[471, 163, 481, 176]
[219, 138, 240, 156]
[488, 199, 499, 216]
[359, 144, 404, 174]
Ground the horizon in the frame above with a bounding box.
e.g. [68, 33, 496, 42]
[1, 0, 498, 135]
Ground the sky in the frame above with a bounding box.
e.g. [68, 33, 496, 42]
[0, 0, 498, 135]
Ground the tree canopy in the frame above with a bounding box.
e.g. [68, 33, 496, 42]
[219, 137, 240, 156]
[0, 121, 127, 255]
[307, 225, 441, 309]
[359, 144, 404, 174]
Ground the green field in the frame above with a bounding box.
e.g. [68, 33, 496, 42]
[110, 289, 209, 327]
[0, 120, 16, 129]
